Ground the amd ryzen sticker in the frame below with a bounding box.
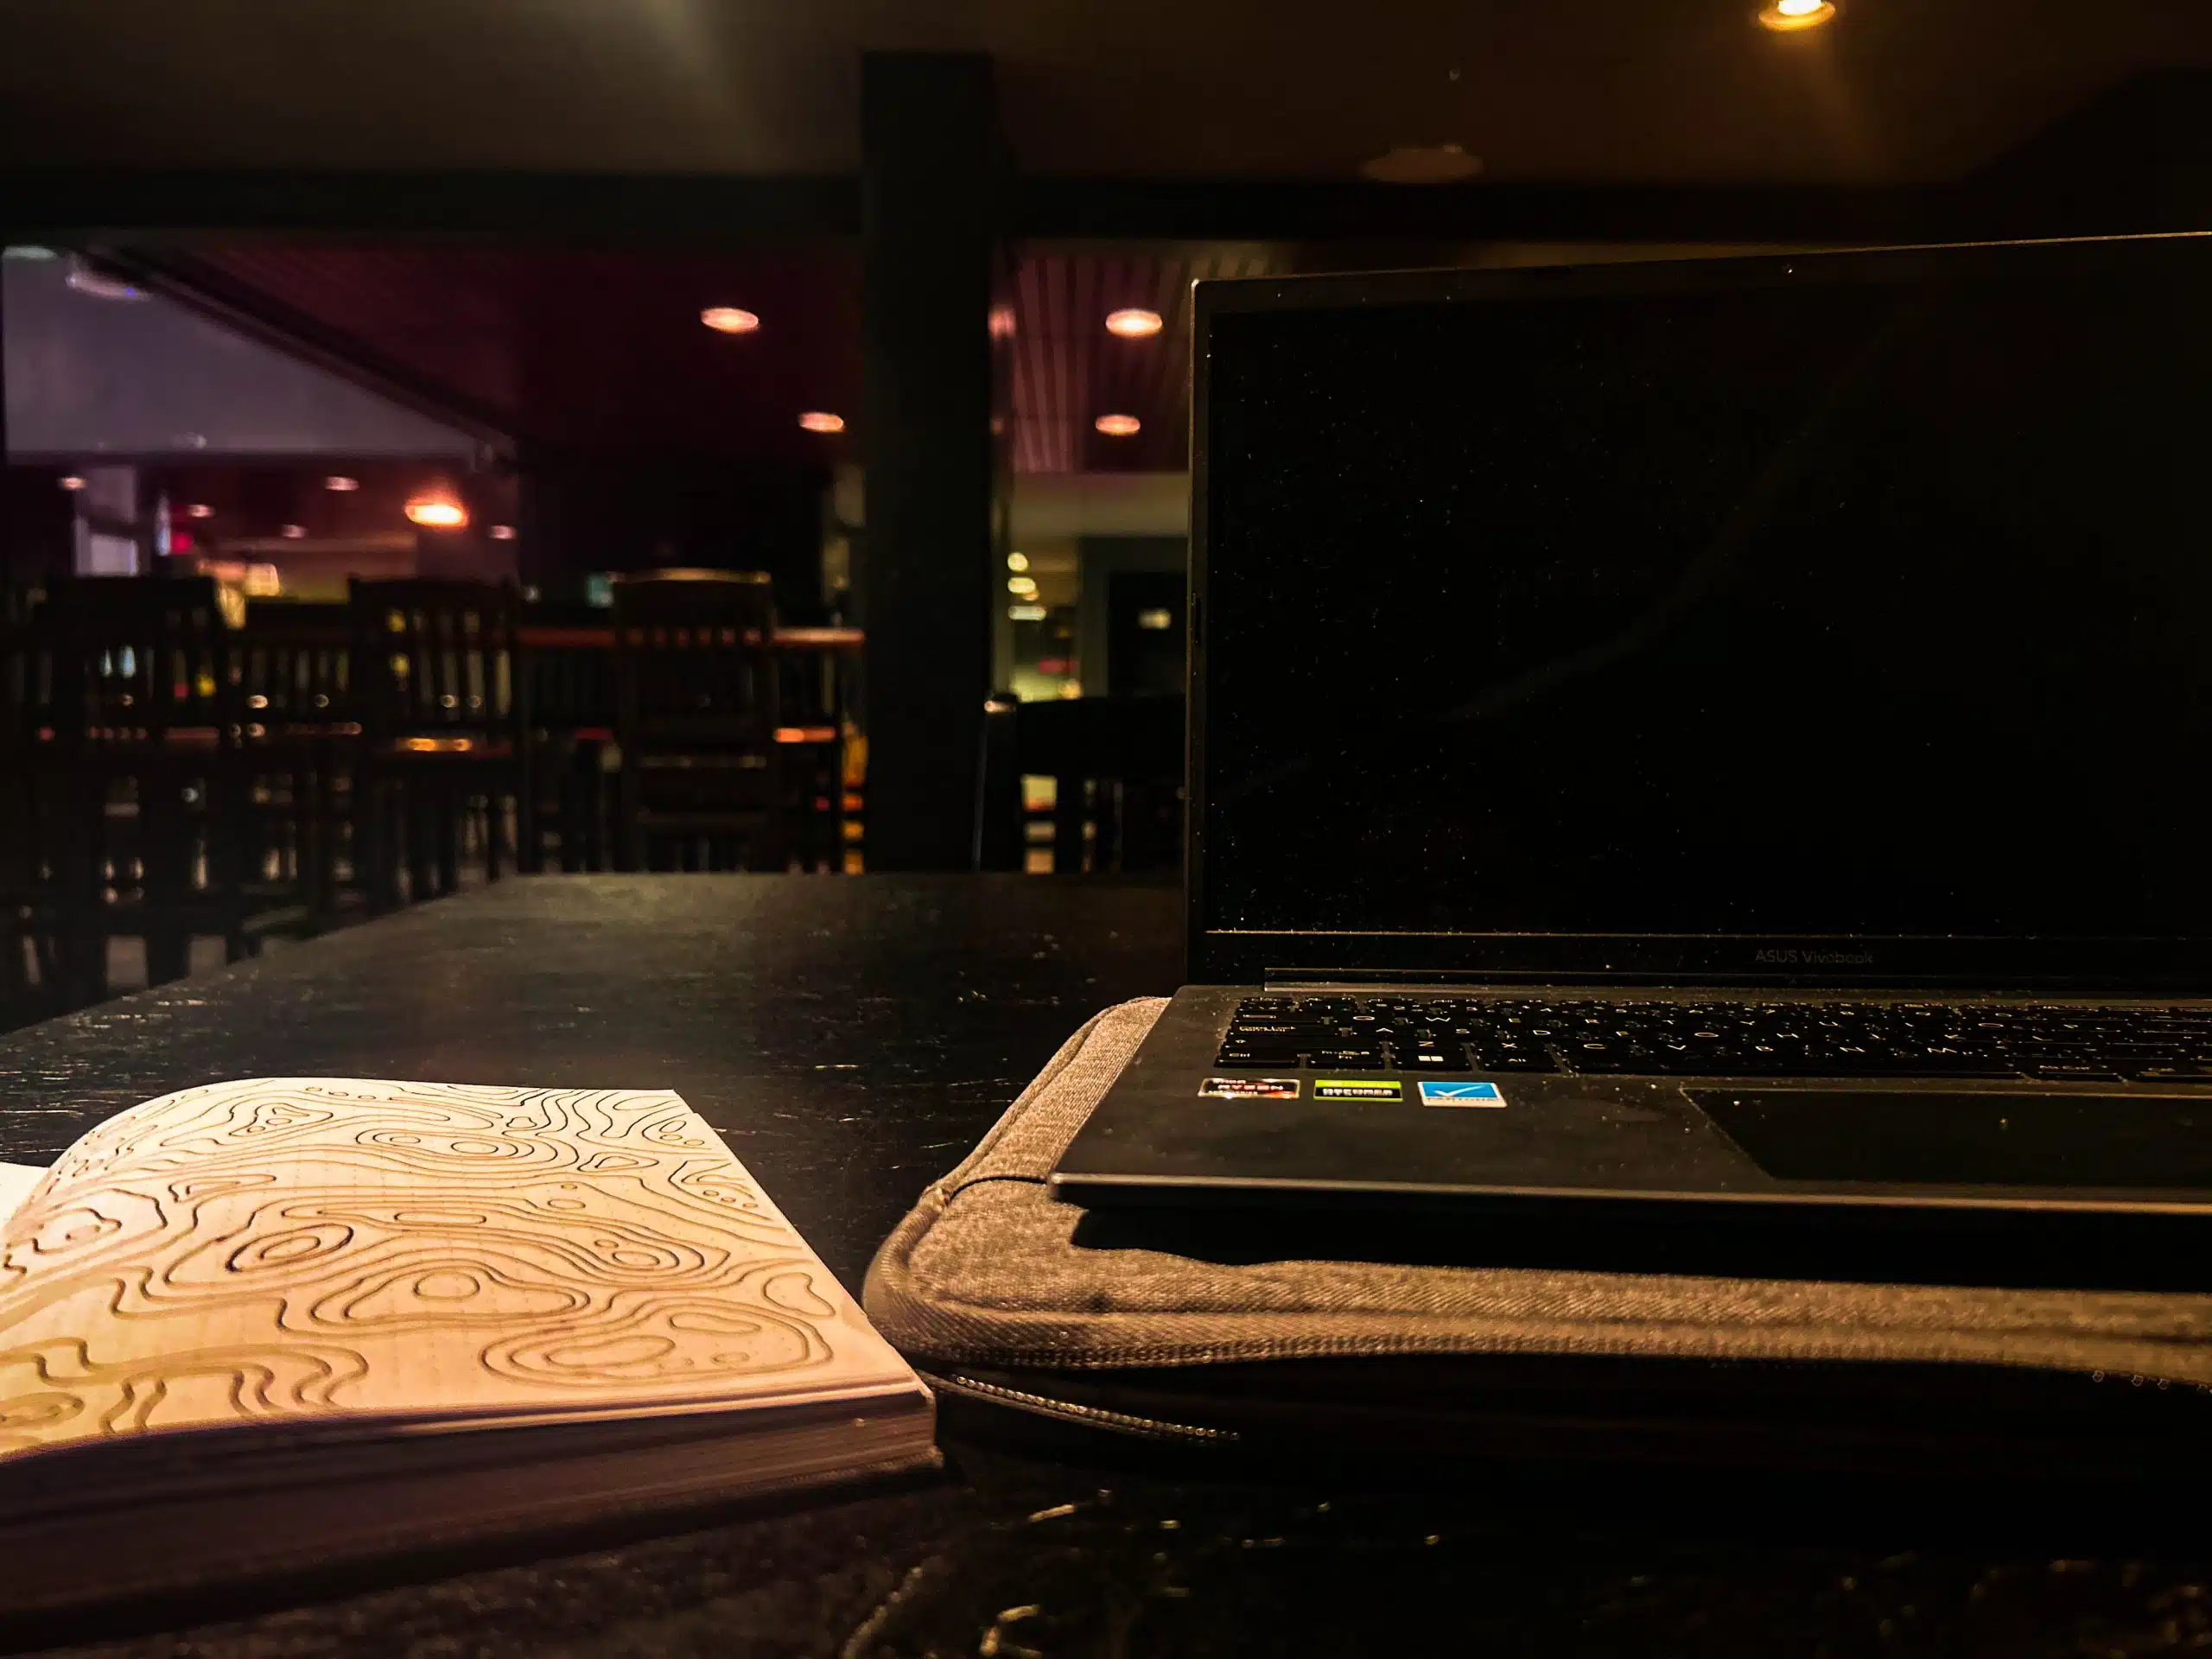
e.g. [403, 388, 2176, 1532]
[1418, 1079, 1506, 1108]
[1315, 1077, 1404, 1101]
[1198, 1076, 1300, 1100]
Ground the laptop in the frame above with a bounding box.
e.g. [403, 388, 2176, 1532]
[1052, 232, 2212, 1234]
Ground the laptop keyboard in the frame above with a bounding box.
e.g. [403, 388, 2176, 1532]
[1217, 995, 2212, 1082]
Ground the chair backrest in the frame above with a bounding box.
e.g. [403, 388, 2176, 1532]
[0, 586, 38, 759]
[39, 576, 239, 747]
[613, 572, 779, 752]
[520, 597, 617, 741]
[241, 600, 353, 734]
[349, 580, 519, 741]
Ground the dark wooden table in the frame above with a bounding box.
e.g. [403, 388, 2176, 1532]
[4, 877, 2210, 1658]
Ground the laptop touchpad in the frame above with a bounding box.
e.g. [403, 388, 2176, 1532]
[1691, 1089, 2212, 1190]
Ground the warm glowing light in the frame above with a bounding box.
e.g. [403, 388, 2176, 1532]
[988, 303, 1017, 340]
[1361, 143, 1483, 184]
[1007, 551, 1030, 573]
[798, 410, 845, 434]
[1094, 413, 1141, 437]
[1007, 603, 1047, 621]
[1007, 575, 1039, 598]
[325, 475, 359, 493]
[65, 264, 145, 302]
[184, 504, 213, 520]
[1106, 308, 1163, 339]
[58, 475, 85, 491]
[280, 524, 305, 539]
[489, 524, 517, 541]
[1758, 0, 1835, 29]
[405, 497, 469, 529]
[701, 306, 760, 334]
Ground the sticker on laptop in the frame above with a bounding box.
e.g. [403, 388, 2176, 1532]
[1198, 1076, 1300, 1100]
[1314, 1077, 1405, 1102]
[1418, 1079, 1506, 1108]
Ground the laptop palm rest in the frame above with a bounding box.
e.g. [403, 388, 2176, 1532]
[1692, 1089, 2212, 1191]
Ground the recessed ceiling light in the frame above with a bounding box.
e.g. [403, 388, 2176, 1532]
[57, 474, 86, 491]
[1758, 0, 1836, 28]
[325, 474, 359, 493]
[701, 306, 760, 334]
[1007, 551, 1030, 573]
[1360, 143, 1483, 184]
[489, 524, 517, 541]
[404, 496, 468, 529]
[1106, 308, 1163, 339]
[798, 410, 846, 434]
[1007, 575, 1039, 598]
[184, 503, 213, 520]
[1094, 413, 1141, 437]
[280, 524, 306, 539]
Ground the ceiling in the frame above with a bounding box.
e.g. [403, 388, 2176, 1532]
[0, 2, 2204, 187]
[1005, 246, 1282, 474]
[156, 241, 1304, 475]
[181, 245, 862, 466]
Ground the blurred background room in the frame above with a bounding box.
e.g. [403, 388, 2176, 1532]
[2, 2, 2207, 1027]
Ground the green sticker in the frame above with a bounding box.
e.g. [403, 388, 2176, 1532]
[1314, 1077, 1404, 1101]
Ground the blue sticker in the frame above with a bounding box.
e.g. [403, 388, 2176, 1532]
[1418, 1079, 1505, 1107]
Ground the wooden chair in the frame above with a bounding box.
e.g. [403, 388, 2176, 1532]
[519, 598, 618, 874]
[0, 584, 59, 1024]
[239, 599, 357, 929]
[349, 580, 526, 912]
[32, 576, 257, 998]
[976, 694, 1184, 874]
[613, 571, 784, 873]
[770, 635, 856, 874]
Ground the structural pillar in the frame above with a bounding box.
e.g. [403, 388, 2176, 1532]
[860, 51, 1001, 869]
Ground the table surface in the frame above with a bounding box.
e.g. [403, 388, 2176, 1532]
[4, 876, 2211, 1658]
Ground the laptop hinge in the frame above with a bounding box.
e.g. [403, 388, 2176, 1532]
[1262, 968, 1500, 991]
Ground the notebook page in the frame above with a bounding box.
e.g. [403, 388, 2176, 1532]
[0, 1079, 921, 1461]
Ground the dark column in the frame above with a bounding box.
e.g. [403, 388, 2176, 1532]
[861, 51, 1001, 869]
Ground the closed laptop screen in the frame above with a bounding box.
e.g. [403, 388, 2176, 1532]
[1198, 239, 2212, 943]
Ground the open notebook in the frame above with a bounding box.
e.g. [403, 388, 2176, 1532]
[0, 1078, 935, 1618]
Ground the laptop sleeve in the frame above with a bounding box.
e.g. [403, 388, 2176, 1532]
[863, 998, 2212, 1477]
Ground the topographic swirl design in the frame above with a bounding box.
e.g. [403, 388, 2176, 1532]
[0, 1080, 895, 1459]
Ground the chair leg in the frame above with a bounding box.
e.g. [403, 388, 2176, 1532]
[435, 786, 461, 896]
[617, 764, 641, 874]
[515, 748, 539, 875]
[1052, 775, 1085, 874]
[141, 782, 190, 987]
[402, 785, 433, 906]
[483, 783, 505, 883]
[311, 759, 341, 925]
